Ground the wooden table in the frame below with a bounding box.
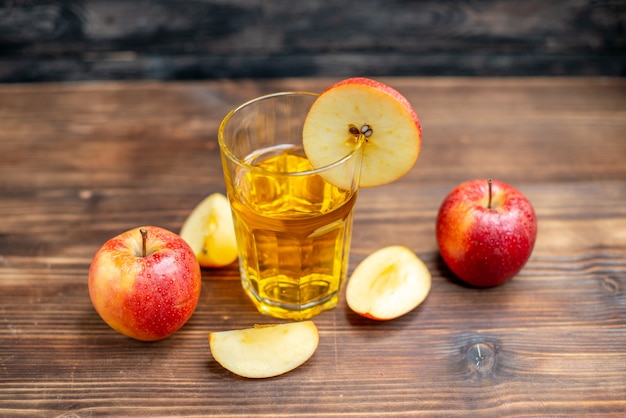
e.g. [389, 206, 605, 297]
[1, 78, 625, 416]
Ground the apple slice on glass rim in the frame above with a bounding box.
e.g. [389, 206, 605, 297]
[303, 77, 422, 189]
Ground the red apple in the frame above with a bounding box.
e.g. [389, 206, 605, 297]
[89, 226, 202, 341]
[436, 179, 537, 287]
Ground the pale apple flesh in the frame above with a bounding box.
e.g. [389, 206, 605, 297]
[436, 179, 537, 287]
[180, 193, 238, 268]
[209, 321, 319, 378]
[302, 77, 421, 189]
[88, 226, 202, 341]
[346, 246, 432, 320]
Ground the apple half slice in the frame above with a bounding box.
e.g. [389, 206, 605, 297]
[209, 321, 319, 378]
[180, 193, 238, 268]
[346, 246, 431, 320]
[303, 77, 421, 188]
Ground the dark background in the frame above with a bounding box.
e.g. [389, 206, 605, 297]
[0, 0, 624, 83]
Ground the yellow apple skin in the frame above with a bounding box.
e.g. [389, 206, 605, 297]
[436, 179, 537, 287]
[180, 193, 238, 268]
[88, 226, 202, 341]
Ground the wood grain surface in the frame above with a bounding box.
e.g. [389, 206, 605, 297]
[0, 0, 624, 82]
[1, 77, 625, 416]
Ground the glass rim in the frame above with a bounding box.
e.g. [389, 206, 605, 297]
[217, 91, 363, 177]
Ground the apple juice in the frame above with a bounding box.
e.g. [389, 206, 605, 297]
[229, 144, 357, 320]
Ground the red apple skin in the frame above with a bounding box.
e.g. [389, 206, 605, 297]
[436, 179, 537, 287]
[89, 226, 202, 341]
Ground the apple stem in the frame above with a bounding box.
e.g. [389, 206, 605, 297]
[487, 179, 493, 209]
[140, 227, 147, 257]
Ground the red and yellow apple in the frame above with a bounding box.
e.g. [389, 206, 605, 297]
[303, 77, 422, 189]
[346, 246, 432, 320]
[436, 179, 537, 287]
[88, 226, 202, 341]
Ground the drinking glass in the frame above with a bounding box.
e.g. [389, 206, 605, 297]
[218, 92, 363, 320]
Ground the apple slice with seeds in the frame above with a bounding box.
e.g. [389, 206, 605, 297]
[346, 246, 431, 320]
[303, 77, 421, 189]
[180, 193, 238, 268]
[209, 321, 319, 378]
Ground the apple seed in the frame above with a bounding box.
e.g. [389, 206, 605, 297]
[348, 124, 373, 144]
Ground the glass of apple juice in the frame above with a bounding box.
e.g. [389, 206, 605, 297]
[218, 92, 363, 320]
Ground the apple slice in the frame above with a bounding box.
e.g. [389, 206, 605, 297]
[180, 193, 238, 268]
[209, 321, 319, 378]
[302, 77, 421, 189]
[346, 246, 431, 320]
